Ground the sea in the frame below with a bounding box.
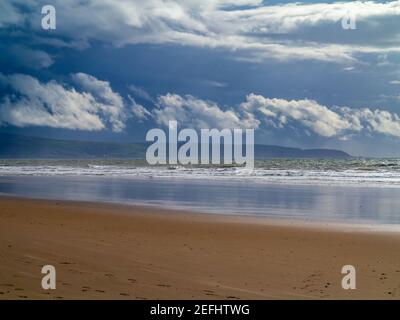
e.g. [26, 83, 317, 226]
[1, 158, 400, 225]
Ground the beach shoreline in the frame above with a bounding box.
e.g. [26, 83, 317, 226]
[2, 192, 400, 233]
[1, 174, 400, 226]
[1, 196, 400, 299]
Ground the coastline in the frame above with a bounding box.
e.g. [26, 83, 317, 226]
[2, 192, 400, 233]
[1, 174, 400, 225]
[1, 196, 400, 299]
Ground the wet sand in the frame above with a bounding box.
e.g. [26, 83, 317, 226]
[0, 197, 399, 299]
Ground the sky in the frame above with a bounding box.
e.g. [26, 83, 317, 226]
[1, 0, 400, 157]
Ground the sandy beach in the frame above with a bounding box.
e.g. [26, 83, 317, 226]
[0, 196, 399, 300]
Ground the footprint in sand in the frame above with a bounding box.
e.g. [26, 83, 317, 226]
[203, 289, 216, 296]
[1, 284, 14, 287]
[299, 271, 330, 297]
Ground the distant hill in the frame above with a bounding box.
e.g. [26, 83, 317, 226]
[0, 133, 147, 159]
[254, 144, 350, 159]
[0, 133, 350, 159]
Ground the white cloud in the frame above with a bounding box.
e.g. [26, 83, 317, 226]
[347, 108, 400, 138]
[142, 92, 400, 139]
[129, 95, 152, 121]
[0, 73, 128, 132]
[5, 45, 54, 69]
[4, 0, 400, 63]
[0, 1, 23, 27]
[128, 84, 154, 102]
[153, 93, 260, 129]
[72, 73, 126, 131]
[240, 94, 400, 138]
[240, 94, 362, 137]
[243, 94, 400, 138]
[3, 72, 400, 140]
[202, 80, 228, 88]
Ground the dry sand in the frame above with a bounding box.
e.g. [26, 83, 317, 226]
[0, 197, 399, 300]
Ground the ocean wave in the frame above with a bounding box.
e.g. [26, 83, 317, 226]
[1, 159, 400, 187]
